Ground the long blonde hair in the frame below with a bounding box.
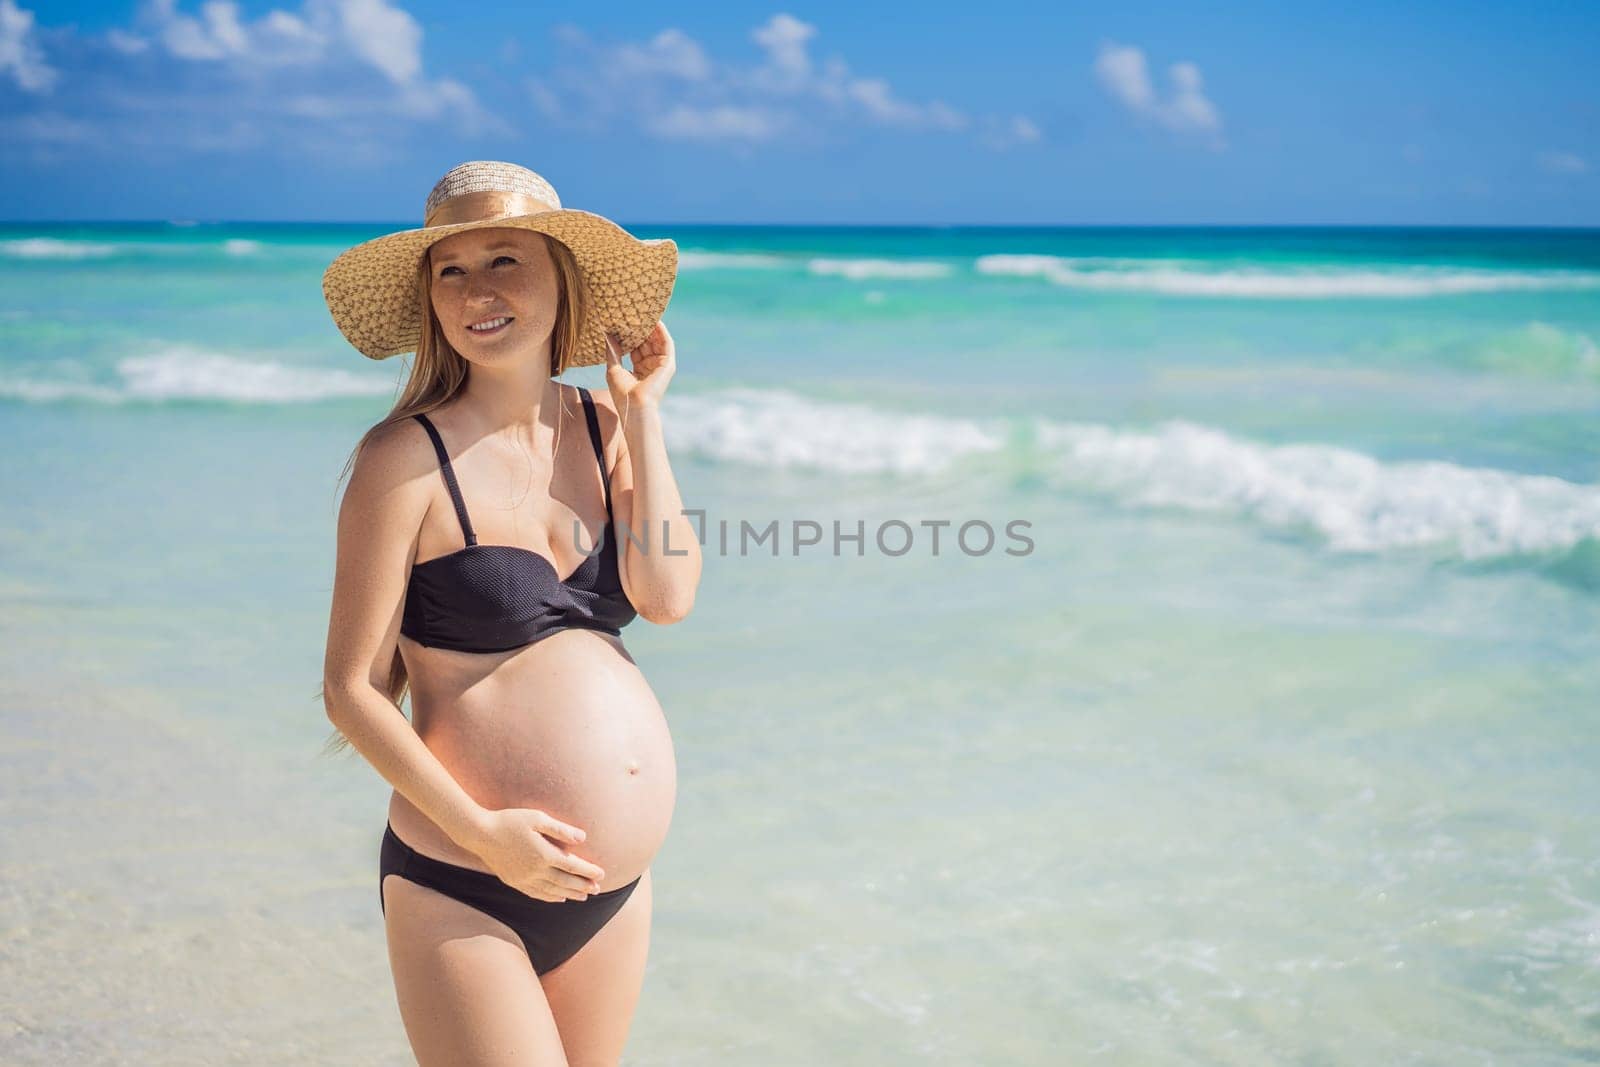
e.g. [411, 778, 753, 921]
[316, 233, 591, 757]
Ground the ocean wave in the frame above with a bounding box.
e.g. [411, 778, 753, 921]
[974, 254, 1600, 298]
[0, 347, 394, 404]
[1037, 418, 1600, 558]
[5, 369, 1596, 561]
[677, 251, 954, 280]
[0, 378, 126, 403]
[807, 257, 953, 280]
[1, 238, 121, 260]
[664, 389, 1600, 559]
[678, 250, 790, 270]
[0, 237, 301, 262]
[664, 388, 1004, 475]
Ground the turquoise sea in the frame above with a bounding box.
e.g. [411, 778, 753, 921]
[2, 222, 1598, 1064]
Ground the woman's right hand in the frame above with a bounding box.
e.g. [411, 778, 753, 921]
[466, 807, 606, 902]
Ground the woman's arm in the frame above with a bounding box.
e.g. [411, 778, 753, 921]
[600, 322, 701, 624]
[321, 420, 492, 852]
[612, 396, 701, 622]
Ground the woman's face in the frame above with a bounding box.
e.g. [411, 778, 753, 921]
[427, 226, 560, 364]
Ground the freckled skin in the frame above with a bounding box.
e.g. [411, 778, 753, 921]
[429, 229, 561, 361]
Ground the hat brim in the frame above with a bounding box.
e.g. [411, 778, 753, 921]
[321, 209, 677, 367]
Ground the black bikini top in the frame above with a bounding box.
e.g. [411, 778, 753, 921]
[400, 387, 636, 653]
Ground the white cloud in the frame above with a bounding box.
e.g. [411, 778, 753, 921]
[1094, 43, 1154, 111]
[928, 101, 969, 130]
[4, 0, 510, 159]
[262, 9, 317, 45]
[532, 14, 1039, 150]
[1094, 41, 1224, 147]
[150, 0, 252, 60]
[123, 0, 507, 135]
[396, 76, 478, 121]
[1013, 116, 1042, 142]
[331, 0, 419, 84]
[0, 0, 58, 92]
[1538, 151, 1588, 175]
[979, 114, 1042, 151]
[105, 29, 151, 54]
[847, 77, 965, 130]
[750, 15, 967, 133]
[8, 5, 1038, 161]
[1166, 62, 1219, 132]
[648, 104, 785, 142]
[613, 27, 711, 81]
[750, 12, 814, 87]
[132, 0, 455, 94]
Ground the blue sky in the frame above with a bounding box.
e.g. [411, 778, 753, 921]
[2, 0, 1596, 225]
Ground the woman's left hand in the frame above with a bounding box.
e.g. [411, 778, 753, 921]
[604, 320, 675, 419]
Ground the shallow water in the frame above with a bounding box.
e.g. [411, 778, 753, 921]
[2, 223, 1598, 1063]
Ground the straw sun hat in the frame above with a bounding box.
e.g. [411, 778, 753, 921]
[322, 160, 677, 368]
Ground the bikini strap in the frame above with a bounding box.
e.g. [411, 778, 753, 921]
[577, 387, 613, 517]
[412, 412, 478, 548]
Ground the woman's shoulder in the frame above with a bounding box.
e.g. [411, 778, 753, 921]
[365, 409, 430, 450]
[557, 381, 615, 428]
[350, 413, 437, 494]
[570, 382, 621, 425]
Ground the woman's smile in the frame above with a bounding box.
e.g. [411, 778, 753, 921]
[466, 315, 514, 337]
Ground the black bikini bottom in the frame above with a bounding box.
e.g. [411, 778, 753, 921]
[379, 821, 642, 976]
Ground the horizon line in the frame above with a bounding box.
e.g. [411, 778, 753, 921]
[3, 219, 1599, 231]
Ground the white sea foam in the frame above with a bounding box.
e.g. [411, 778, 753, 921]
[664, 388, 1600, 558]
[4, 368, 1595, 560]
[807, 257, 953, 280]
[0, 378, 125, 403]
[663, 388, 1003, 475]
[676, 251, 953, 279]
[1037, 418, 1600, 558]
[0, 347, 394, 404]
[974, 254, 1600, 298]
[0, 238, 121, 259]
[678, 250, 790, 270]
[116, 348, 394, 402]
[1, 237, 282, 261]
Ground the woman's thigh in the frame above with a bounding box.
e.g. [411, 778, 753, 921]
[540, 867, 654, 1067]
[383, 874, 570, 1067]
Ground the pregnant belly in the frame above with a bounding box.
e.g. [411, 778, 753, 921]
[389, 628, 678, 893]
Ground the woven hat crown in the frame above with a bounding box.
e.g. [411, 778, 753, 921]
[425, 161, 561, 224]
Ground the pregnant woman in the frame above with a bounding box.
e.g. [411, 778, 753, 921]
[319, 161, 700, 1066]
